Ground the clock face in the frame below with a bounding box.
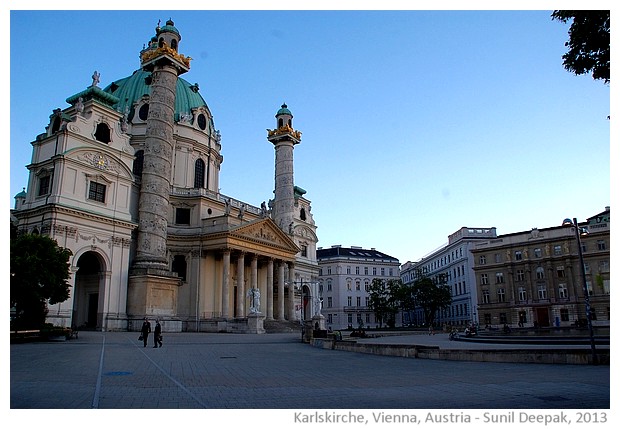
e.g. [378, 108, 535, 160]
[95, 154, 109, 170]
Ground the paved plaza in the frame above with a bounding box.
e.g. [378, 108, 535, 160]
[9, 330, 610, 412]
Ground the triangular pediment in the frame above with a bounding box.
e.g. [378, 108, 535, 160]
[230, 218, 300, 254]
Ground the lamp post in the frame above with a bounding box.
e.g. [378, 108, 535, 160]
[562, 217, 597, 364]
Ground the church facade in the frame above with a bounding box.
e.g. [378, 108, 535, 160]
[12, 20, 320, 333]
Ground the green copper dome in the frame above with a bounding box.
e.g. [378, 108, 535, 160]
[103, 69, 213, 129]
[159, 19, 180, 36]
[276, 103, 293, 117]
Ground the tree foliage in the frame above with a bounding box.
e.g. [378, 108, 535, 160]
[552, 10, 610, 84]
[410, 275, 452, 326]
[367, 278, 400, 328]
[10, 227, 73, 329]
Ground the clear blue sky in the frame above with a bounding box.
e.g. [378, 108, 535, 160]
[7, 6, 611, 264]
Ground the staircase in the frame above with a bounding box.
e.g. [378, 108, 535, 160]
[264, 319, 303, 333]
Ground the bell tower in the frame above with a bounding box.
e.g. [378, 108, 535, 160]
[267, 104, 302, 233]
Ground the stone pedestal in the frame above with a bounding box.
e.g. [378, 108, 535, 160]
[128, 270, 182, 329]
[247, 312, 266, 334]
[312, 314, 326, 330]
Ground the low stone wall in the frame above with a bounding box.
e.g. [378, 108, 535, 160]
[311, 338, 609, 365]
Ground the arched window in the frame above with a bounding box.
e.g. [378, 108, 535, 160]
[194, 159, 205, 188]
[197, 114, 207, 130]
[171, 39, 178, 51]
[94, 123, 111, 143]
[138, 104, 149, 121]
[278, 118, 283, 128]
[133, 150, 144, 177]
[158, 37, 165, 48]
[300, 207, 306, 221]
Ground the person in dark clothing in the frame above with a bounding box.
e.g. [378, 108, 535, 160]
[153, 320, 163, 348]
[141, 318, 151, 347]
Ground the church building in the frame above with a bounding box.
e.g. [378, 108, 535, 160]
[12, 20, 321, 333]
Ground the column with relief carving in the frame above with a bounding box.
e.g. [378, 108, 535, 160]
[127, 20, 191, 331]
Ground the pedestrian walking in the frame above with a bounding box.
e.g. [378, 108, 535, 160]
[140, 317, 151, 347]
[153, 320, 163, 348]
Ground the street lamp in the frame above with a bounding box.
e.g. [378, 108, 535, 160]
[562, 217, 597, 364]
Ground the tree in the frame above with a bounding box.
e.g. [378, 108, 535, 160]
[411, 275, 452, 327]
[367, 278, 400, 328]
[10, 227, 73, 329]
[552, 10, 610, 84]
[391, 280, 416, 325]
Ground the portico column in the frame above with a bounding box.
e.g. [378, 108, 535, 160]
[236, 252, 245, 317]
[288, 262, 296, 321]
[251, 255, 258, 312]
[278, 261, 286, 321]
[267, 258, 274, 319]
[222, 249, 231, 319]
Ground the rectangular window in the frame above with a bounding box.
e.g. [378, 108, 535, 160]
[365, 296, 369, 306]
[499, 313, 507, 324]
[355, 267, 360, 275]
[365, 313, 370, 323]
[497, 288, 505, 302]
[597, 240, 606, 251]
[347, 314, 353, 324]
[482, 290, 490, 304]
[556, 266, 565, 278]
[356, 296, 361, 307]
[518, 287, 527, 302]
[175, 208, 190, 225]
[346, 266, 351, 274]
[516, 269, 525, 282]
[327, 314, 333, 324]
[481, 274, 489, 285]
[38, 175, 51, 196]
[537, 285, 547, 300]
[347, 296, 352, 306]
[381, 268, 385, 276]
[558, 283, 568, 299]
[364, 280, 370, 291]
[364, 267, 369, 275]
[553, 245, 562, 256]
[560, 309, 569, 322]
[495, 272, 504, 284]
[355, 281, 361, 291]
[484, 314, 491, 325]
[494, 253, 502, 263]
[301, 245, 307, 257]
[88, 182, 106, 203]
[347, 281, 352, 291]
[479, 255, 486, 265]
[327, 281, 332, 292]
[327, 297, 332, 307]
[515, 251, 522, 261]
[534, 248, 542, 258]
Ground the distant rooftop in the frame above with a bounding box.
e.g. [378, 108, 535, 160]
[317, 245, 399, 262]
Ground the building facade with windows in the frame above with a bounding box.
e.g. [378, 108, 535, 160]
[11, 20, 319, 333]
[317, 246, 400, 330]
[471, 208, 610, 329]
[400, 227, 497, 328]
